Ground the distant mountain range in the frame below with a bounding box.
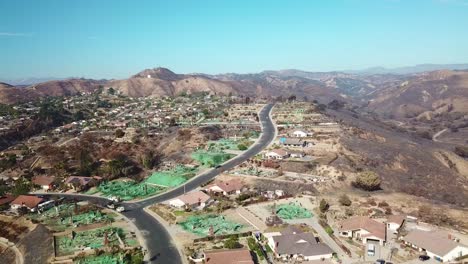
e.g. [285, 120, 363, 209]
[1, 64, 468, 122]
[345, 63, 468, 75]
[0, 77, 64, 86]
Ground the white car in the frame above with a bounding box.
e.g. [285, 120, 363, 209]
[108, 196, 121, 202]
[116, 206, 125, 212]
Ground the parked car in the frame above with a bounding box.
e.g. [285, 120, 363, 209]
[116, 206, 125, 212]
[419, 255, 430, 261]
[375, 259, 385, 264]
[108, 196, 121, 202]
[106, 202, 115, 209]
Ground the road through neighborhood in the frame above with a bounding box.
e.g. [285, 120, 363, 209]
[36, 103, 276, 263]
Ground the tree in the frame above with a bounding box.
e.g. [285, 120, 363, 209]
[327, 100, 345, 110]
[12, 179, 31, 196]
[224, 235, 242, 249]
[115, 129, 125, 138]
[77, 148, 94, 176]
[140, 150, 161, 169]
[317, 104, 327, 112]
[339, 194, 352, 206]
[0, 179, 8, 196]
[454, 146, 468, 158]
[319, 199, 329, 213]
[287, 95, 297, 102]
[237, 144, 247, 151]
[353, 171, 381, 191]
[108, 87, 115, 95]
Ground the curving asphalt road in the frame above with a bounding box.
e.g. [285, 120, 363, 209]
[36, 103, 276, 263]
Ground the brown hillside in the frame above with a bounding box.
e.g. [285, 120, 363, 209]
[107, 68, 236, 97]
[368, 70, 468, 118]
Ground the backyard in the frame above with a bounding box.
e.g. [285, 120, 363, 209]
[30, 204, 114, 232]
[55, 227, 127, 256]
[145, 165, 198, 187]
[179, 214, 243, 237]
[98, 180, 165, 201]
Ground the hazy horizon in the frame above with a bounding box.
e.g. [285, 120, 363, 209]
[2, 62, 468, 83]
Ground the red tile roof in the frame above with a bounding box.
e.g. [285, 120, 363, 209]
[11, 195, 43, 209]
[205, 248, 254, 264]
[32, 175, 55, 186]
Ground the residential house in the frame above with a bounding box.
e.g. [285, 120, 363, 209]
[266, 226, 334, 261]
[289, 151, 305, 158]
[265, 149, 289, 160]
[205, 179, 245, 196]
[169, 191, 212, 210]
[32, 175, 55, 191]
[264, 190, 285, 199]
[204, 248, 254, 264]
[279, 137, 308, 148]
[402, 230, 468, 262]
[292, 130, 312, 138]
[386, 215, 406, 232]
[65, 176, 101, 191]
[337, 216, 386, 245]
[11, 195, 44, 212]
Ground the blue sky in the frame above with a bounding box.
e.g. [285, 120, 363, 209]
[1, 0, 467, 79]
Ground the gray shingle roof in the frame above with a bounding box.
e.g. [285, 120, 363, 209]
[273, 232, 333, 256]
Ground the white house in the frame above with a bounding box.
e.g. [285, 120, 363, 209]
[169, 191, 212, 210]
[266, 226, 334, 261]
[265, 149, 289, 160]
[386, 215, 405, 232]
[292, 130, 312, 138]
[402, 230, 468, 262]
[338, 216, 386, 245]
[10, 195, 44, 212]
[289, 151, 305, 158]
[263, 189, 285, 199]
[205, 179, 245, 196]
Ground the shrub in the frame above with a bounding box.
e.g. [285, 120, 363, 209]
[352, 171, 381, 191]
[378, 201, 389, 208]
[454, 146, 468, 158]
[337, 175, 346, 181]
[224, 236, 242, 249]
[367, 198, 377, 206]
[237, 144, 248, 151]
[319, 199, 329, 213]
[339, 194, 352, 206]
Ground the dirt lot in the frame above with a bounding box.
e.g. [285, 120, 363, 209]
[17, 224, 53, 264]
[321, 190, 468, 232]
